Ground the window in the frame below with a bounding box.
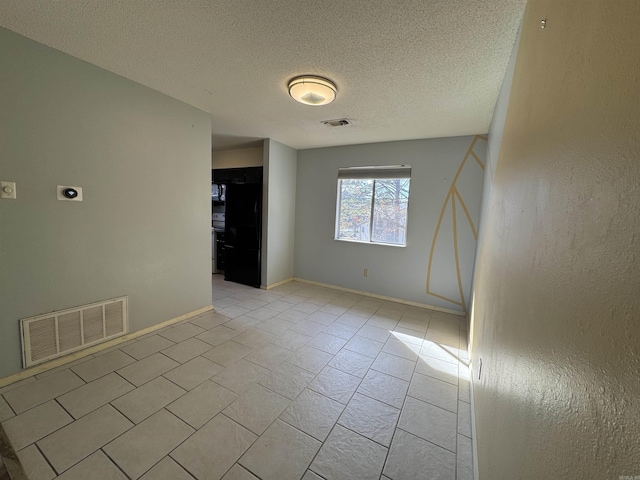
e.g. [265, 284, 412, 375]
[335, 166, 411, 246]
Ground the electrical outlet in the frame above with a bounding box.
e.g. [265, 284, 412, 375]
[363, 268, 369, 277]
[1, 181, 16, 199]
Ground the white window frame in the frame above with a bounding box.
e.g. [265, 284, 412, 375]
[334, 165, 411, 247]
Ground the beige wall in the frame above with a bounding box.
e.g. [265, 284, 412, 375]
[470, 1, 640, 478]
[212, 146, 263, 169]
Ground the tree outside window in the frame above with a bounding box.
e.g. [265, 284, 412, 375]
[336, 166, 410, 246]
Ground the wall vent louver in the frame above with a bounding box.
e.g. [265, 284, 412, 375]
[20, 296, 128, 368]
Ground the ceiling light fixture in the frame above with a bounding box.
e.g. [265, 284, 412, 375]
[288, 75, 337, 106]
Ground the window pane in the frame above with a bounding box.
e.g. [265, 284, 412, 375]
[371, 179, 410, 245]
[337, 179, 373, 241]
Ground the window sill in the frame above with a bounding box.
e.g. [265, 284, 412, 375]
[333, 238, 406, 248]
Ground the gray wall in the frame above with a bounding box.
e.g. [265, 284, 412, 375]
[470, 0, 640, 477]
[0, 28, 212, 378]
[262, 139, 297, 287]
[294, 137, 485, 311]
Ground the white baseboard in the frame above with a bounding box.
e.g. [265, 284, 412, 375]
[0, 304, 213, 388]
[292, 277, 465, 316]
[260, 277, 294, 290]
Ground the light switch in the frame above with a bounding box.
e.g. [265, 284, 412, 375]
[1, 181, 17, 199]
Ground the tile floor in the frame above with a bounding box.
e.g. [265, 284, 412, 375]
[0, 276, 473, 480]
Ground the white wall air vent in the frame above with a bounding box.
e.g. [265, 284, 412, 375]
[20, 296, 128, 368]
[321, 118, 351, 127]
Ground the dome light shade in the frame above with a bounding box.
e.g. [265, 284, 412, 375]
[288, 76, 337, 106]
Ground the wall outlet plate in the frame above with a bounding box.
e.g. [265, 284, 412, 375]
[1, 181, 17, 199]
[57, 185, 83, 201]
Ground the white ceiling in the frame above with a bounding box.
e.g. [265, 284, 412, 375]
[0, 1, 526, 150]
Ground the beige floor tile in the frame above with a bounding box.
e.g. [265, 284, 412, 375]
[396, 316, 430, 333]
[160, 323, 207, 343]
[139, 456, 194, 480]
[223, 316, 262, 332]
[334, 314, 368, 330]
[54, 451, 127, 480]
[310, 424, 387, 480]
[383, 428, 455, 480]
[344, 335, 384, 358]
[306, 311, 338, 326]
[57, 372, 135, 419]
[285, 346, 333, 374]
[415, 354, 459, 385]
[398, 396, 457, 452]
[211, 359, 269, 395]
[291, 302, 320, 314]
[258, 363, 316, 400]
[167, 380, 237, 429]
[319, 304, 348, 316]
[457, 433, 473, 480]
[3, 370, 84, 414]
[232, 329, 277, 349]
[381, 337, 420, 361]
[348, 306, 377, 319]
[274, 309, 308, 323]
[112, 377, 186, 424]
[458, 400, 472, 438]
[327, 349, 374, 378]
[302, 471, 324, 480]
[371, 352, 415, 381]
[288, 319, 325, 337]
[390, 327, 425, 346]
[121, 335, 175, 360]
[245, 307, 279, 321]
[357, 325, 391, 343]
[338, 393, 400, 447]
[357, 369, 409, 409]
[0, 395, 14, 422]
[255, 318, 292, 335]
[420, 341, 460, 365]
[280, 389, 344, 441]
[223, 384, 290, 435]
[197, 325, 241, 346]
[16, 444, 55, 480]
[408, 372, 458, 413]
[203, 340, 253, 366]
[37, 404, 133, 474]
[105, 409, 194, 479]
[270, 330, 313, 351]
[239, 419, 321, 480]
[116, 353, 179, 387]
[306, 333, 347, 355]
[171, 414, 256, 480]
[161, 337, 213, 364]
[190, 312, 229, 330]
[2, 400, 73, 450]
[221, 464, 259, 480]
[235, 298, 268, 310]
[163, 355, 224, 390]
[71, 350, 136, 382]
[35, 356, 96, 380]
[0, 377, 36, 395]
[217, 305, 252, 319]
[308, 366, 361, 404]
[243, 343, 292, 370]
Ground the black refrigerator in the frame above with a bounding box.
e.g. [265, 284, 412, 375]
[224, 182, 262, 287]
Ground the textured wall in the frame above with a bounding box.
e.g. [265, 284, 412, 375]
[0, 28, 212, 378]
[295, 136, 485, 311]
[470, 1, 640, 478]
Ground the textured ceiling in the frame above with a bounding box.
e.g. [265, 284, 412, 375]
[0, 1, 526, 150]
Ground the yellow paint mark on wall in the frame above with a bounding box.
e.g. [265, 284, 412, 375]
[426, 135, 487, 310]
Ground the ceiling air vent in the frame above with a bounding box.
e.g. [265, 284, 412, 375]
[321, 118, 351, 127]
